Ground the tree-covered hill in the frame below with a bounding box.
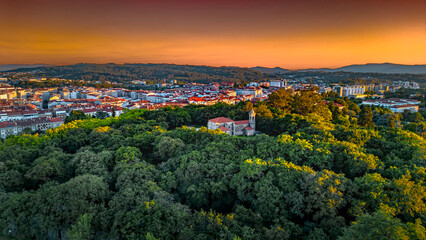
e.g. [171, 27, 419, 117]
[8, 63, 426, 86]
[0, 91, 425, 239]
[11, 63, 266, 83]
[280, 71, 426, 86]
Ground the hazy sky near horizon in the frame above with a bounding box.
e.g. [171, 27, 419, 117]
[0, 0, 425, 69]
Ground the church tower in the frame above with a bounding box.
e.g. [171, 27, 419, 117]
[249, 109, 256, 129]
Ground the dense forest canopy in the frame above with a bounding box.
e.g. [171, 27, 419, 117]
[1, 90, 425, 240]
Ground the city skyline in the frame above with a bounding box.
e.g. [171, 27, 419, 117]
[1, 0, 425, 68]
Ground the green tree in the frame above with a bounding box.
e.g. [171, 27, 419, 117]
[267, 88, 293, 113]
[242, 101, 254, 112]
[388, 115, 396, 129]
[94, 111, 109, 119]
[338, 211, 422, 240]
[154, 136, 185, 161]
[0, 169, 24, 192]
[408, 112, 424, 123]
[146, 232, 159, 240]
[348, 102, 361, 114]
[358, 107, 374, 127]
[115, 146, 143, 164]
[72, 150, 109, 179]
[254, 101, 273, 118]
[65, 110, 87, 123]
[67, 213, 93, 240]
[25, 156, 64, 183]
[291, 89, 323, 116]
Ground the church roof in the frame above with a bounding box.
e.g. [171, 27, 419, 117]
[209, 117, 234, 123]
[218, 126, 231, 132]
[244, 126, 254, 130]
[235, 120, 249, 125]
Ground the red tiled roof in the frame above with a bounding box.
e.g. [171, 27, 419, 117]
[244, 126, 254, 130]
[234, 120, 249, 125]
[0, 121, 17, 128]
[221, 81, 234, 86]
[188, 96, 205, 101]
[391, 104, 419, 108]
[49, 117, 63, 123]
[209, 117, 234, 123]
[387, 98, 420, 103]
[6, 111, 23, 116]
[218, 126, 231, 132]
[82, 108, 98, 113]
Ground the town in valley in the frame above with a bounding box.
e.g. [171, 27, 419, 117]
[0, 68, 423, 138]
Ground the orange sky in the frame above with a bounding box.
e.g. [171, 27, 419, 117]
[0, 0, 425, 69]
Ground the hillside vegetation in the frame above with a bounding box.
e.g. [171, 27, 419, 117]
[0, 90, 425, 240]
[12, 63, 265, 83]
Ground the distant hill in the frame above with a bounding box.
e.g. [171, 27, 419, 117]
[297, 68, 333, 72]
[298, 63, 426, 74]
[0, 64, 48, 72]
[250, 66, 290, 74]
[6, 63, 426, 83]
[334, 63, 426, 74]
[9, 63, 264, 83]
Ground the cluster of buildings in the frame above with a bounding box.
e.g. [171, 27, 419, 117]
[362, 98, 421, 113]
[0, 73, 423, 138]
[0, 117, 63, 139]
[397, 81, 420, 89]
[0, 81, 271, 138]
[332, 81, 419, 98]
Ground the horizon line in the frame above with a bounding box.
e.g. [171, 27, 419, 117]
[1, 62, 426, 71]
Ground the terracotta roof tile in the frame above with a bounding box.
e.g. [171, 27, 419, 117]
[209, 117, 234, 123]
[218, 126, 231, 131]
[235, 120, 249, 125]
[392, 104, 419, 108]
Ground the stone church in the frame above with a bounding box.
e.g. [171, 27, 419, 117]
[207, 109, 256, 136]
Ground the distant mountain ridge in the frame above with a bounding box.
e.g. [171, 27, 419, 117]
[251, 66, 290, 74]
[251, 63, 426, 74]
[3, 63, 426, 75]
[0, 64, 48, 72]
[333, 63, 426, 74]
[297, 63, 426, 74]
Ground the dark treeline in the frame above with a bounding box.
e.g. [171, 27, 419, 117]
[11, 63, 266, 84]
[7, 64, 426, 87]
[384, 88, 426, 102]
[0, 90, 425, 240]
[13, 79, 117, 89]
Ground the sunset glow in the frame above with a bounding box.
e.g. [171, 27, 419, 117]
[1, 0, 425, 68]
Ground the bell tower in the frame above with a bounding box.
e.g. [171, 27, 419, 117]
[249, 109, 256, 129]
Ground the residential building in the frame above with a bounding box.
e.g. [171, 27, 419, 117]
[362, 98, 421, 112]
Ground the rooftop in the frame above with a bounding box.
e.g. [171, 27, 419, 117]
[218, 126, 231, 132]
[235, 120, 249, 125]
[209, 117, 234, 123]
